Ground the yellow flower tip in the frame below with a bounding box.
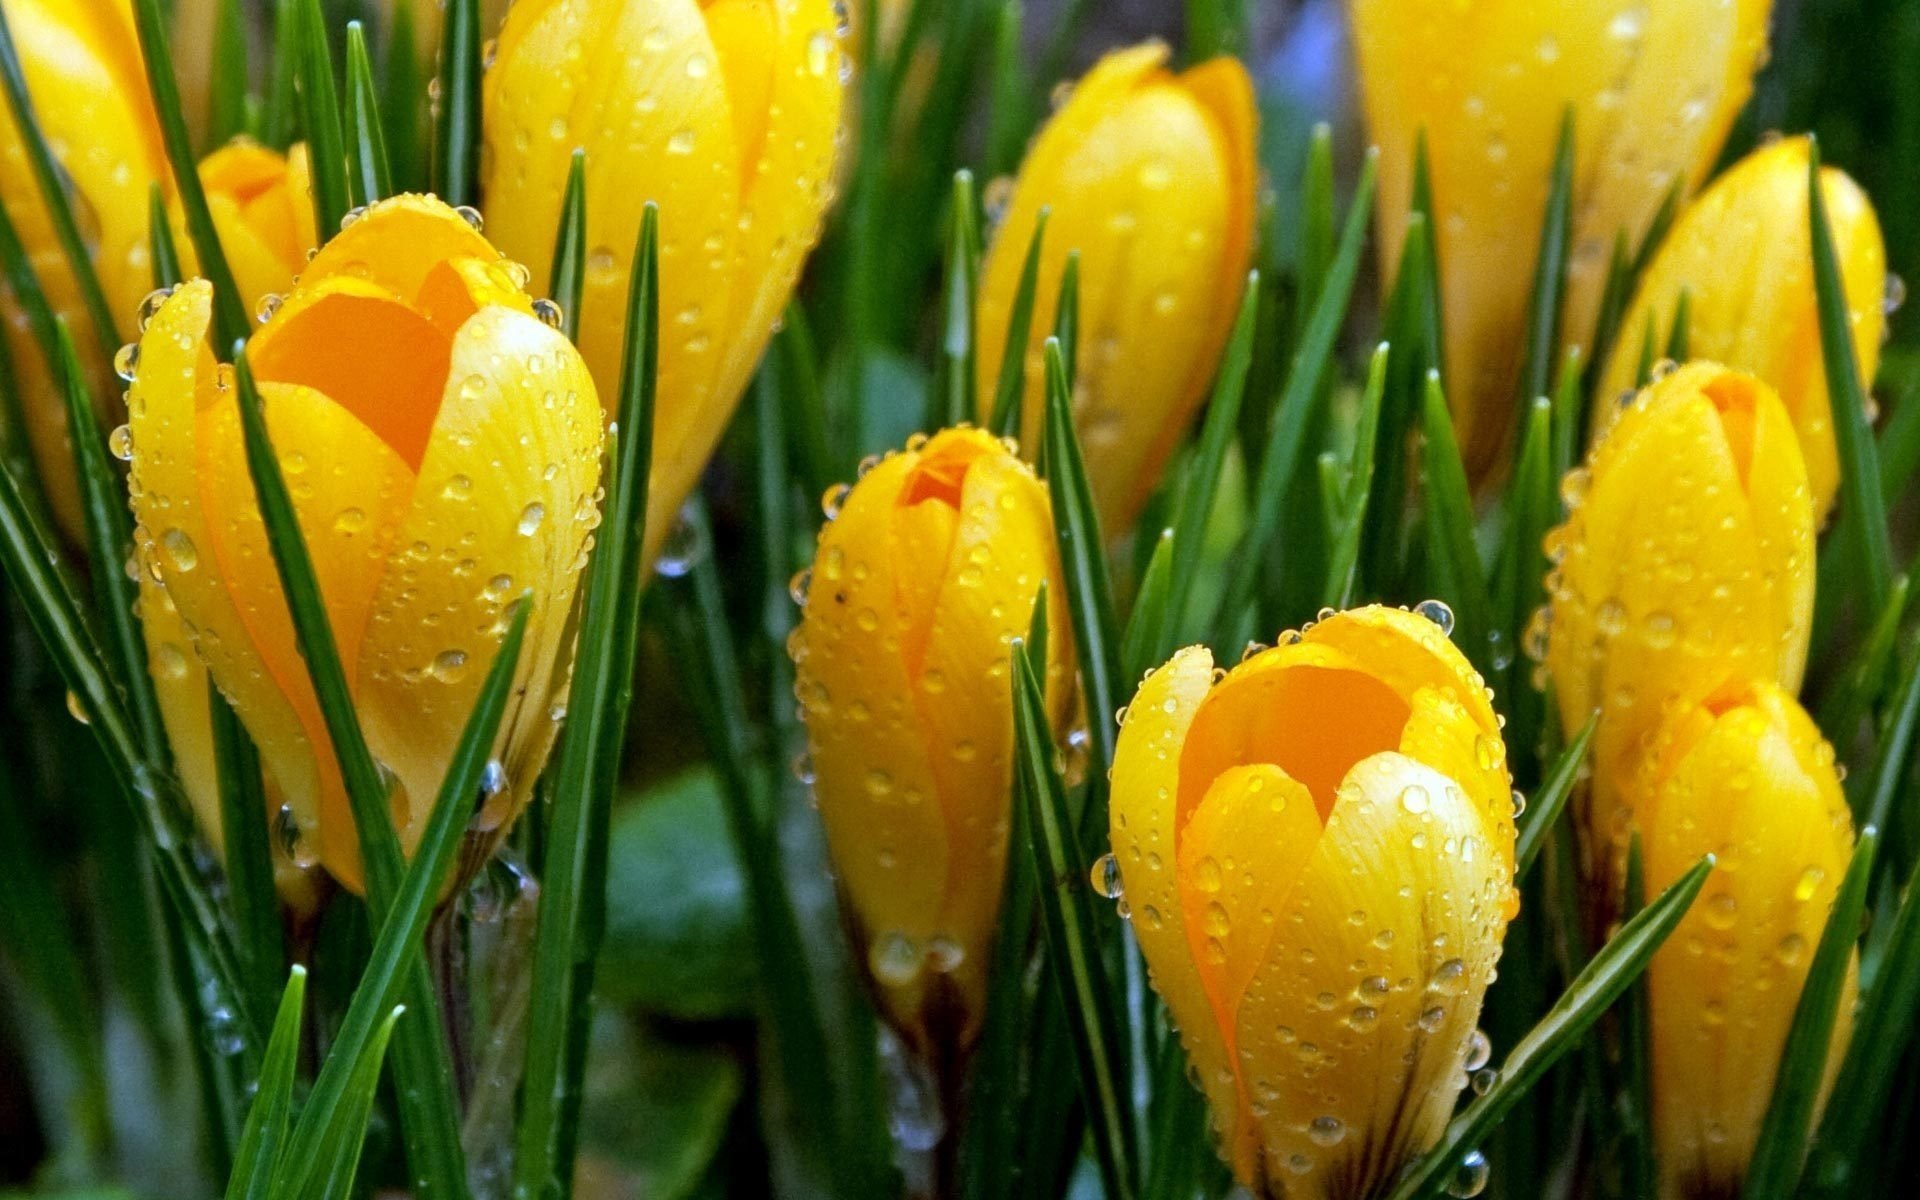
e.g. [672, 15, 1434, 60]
[126, 197, 603, 894]
[481, 0, 846, 571]
[1350, 0, 1773, 478]
[789, 425, 1072, 1051]
[189, 139, 319, 314]
[1110, 605, 1514, 1195]
[1596, 135, 1886, 522]
[974, 40, 1257, 533]
[1544, 360, 1814, 899]
[1632, 678, 1854, 1198]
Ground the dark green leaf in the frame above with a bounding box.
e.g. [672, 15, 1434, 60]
[1184, 0, 1249, 57]
[1665, 287, 1692, 360]
[342, 22, 392, 208]
[988, 208, 1048, 439]
[1810, 138, 1894, 616]
[1053, 251, 1080, 391]
[262, 0, 300, 150]
[1013, 640, 1137, 1200]
[306, 1004, 405, 1200]
[1617, 836, 1658, 1200]
[548, 151, 588, 345]
[381, 0, 427, 190]
[1860, 638, 1920, 834]
[1324, 344, 1391, 608]
[1742, 829, 1878, 1199]
[1817, 573, 1909, 743]
[1517, 109, 1574, 407]
[516, 207, 660, 1199]
[576, 1014, 744, 1200]
[1516, 713, 1595, 880]
[433, 0, 482, 206]
[294, 0, 349, 238]
[1382, 855, 1715, 1200]
[211, 680, 283, 1029]
[1121, 527, 1174, 685]
[225, 967, 307, 1200]
[149, 184, 183, 289]
[1419, 370, 1491, 678]
[935, 170, 981, 430]
[208, 0, 251, 147]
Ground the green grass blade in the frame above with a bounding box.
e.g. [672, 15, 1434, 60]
[1741, 828, 1878, 1200]
[1419, 370, 1492, 678]
[983, 0, 1027, 177]
[1297, 125, 1336, 337]
[54, 322, 167, 760]
[304, 1004, 406, 1200]
[1120, 527, 1174, 685]
[343, 22, 392, 208]
[935, 169, 981, 430]
[1634, 310, 1658, 388]
[1631, 178, 1684, 279]
[231, 343, 469, 1199]
[988, 208, 1049, 439]
[295, 0, 349, 238]
[1810, 138, 1894, 617]
[0, 191, 61, 368]
[1665, 287, 1692, 361]
[1817, 573, 1910, 742]
[515, 207, 660, 1199]
[1803, 851, 1920, 1195]
[1585, 231, 1633, 399]
[1053, 251, 1080, 391]
[1517, 109, 1574, 407]
[150, 184, 183, 288]
[381, 0, 427, 191]
[1617, 836, 1659, 1200]
[1012, 640, 1138, 1200]
[1860, 639, 1920, 834]
[209, 0, 251, 147]
[1516, 713, 1595, 880]
[1185, 0, 1249, 58]
[1494, 397, 1553, 746]
[133, 0, 249, 349]
[1548, 345, 1584, 490]
[1323, 344, 1391, 608]
[1040, 338, 1122, 831]
[262, 0, 299, 150]
[0, 3, 123, 364]
[776, 303, 836, 499]
[277, 599, 530, 1198]
[211, 679, 284, 1028]
[1382, 854, 1716, 1200]
[547, 150, 588, 345]
[225, 966, 307, 1200]
[1162, 277, 1258, 646]
[1216, 150, 1377, 646]
[433, 0, 481, 205]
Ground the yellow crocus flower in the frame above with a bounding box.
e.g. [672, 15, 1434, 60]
[975, 41, 1256, 533]
[482, 0, 845, 565]
[1110, 605, 1515, 1196]
[1349, 0, 1772, 477]
[188, 140, 317, 314]
[1543, 362, 1814, 897]
[0, 0, 167, 537]
[788, 426, 1073, 1051]
[1596, 137, 1886, 522]
[1634, 678, 1855, 1199]
[125, 195, 603, 893]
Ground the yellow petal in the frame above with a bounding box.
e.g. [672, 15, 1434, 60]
[1595, 137, 1885, 521]
[975, 43, 1257, 531]
[1545, 362, 1814, 895]
[1235, 752, 1506, 1195]
[1638, 681, 1855, 1198]
[194, 141, 317, 313]
[1351, 0, 1772, 475]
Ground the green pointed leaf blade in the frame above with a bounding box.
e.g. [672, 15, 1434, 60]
[343, 22, 392, 208]
[303, 1004, 405, 1200]
[208, 0, 251, 147]
[433, 0, 481, 205]
[1665, 286, 1692, 361]
[1323, 344, 1391, 609]
[149, 183, 183, 289]
[935, 169, 981, 430]
[210, 679, 284, 1026]
[294, 0, 349, 238]
[1013, 640, 1138, 1200]
[1053, 250, 1080, 390]
[1121, 527, 1175, 685]
[1741, 828, 1877, 1200]
[1382, 854, 1715, 1200]
[548, 151, 588, 345]
[1515, 713, 1595, 880]
[1517, 108, 1574, 408]
[1860, 639, 1920, 834]
[226, 967, 308, 1200]
[1816, 573, 1909, 743]
[1418, 370, 1491, 679]
[988, 207, 1048, 439]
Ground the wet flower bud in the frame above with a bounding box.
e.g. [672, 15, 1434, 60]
[127, 196, 603, 892]
[1595, 136, 1886, 522]
[975, 41, 1256, 533]
[1110, 605, 1515, 1195]
[482, 0, 845, 565]
[1544, 362, 1814, 898]
[184, 140, 318, 314]
[1350, 0, 1772, 476]
[1633, 678, 1855, 1199]
[788, 427, 1073, 1051]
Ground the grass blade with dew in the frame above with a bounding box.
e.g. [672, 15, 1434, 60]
[294, 0, 350, 238]
[433, 0, 482, 206]
[934, 169, 981, 430]
[1323, 344, 1391, 609]
[224, 967, 307, 1200]
[343, 22, 392, 208]
[547, 151, 588, 345]
[1419, 370, 1493, 679]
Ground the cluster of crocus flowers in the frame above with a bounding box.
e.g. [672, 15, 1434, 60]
[1594, 136, 1887, 521]
[125, 194, 603, 893]
[975, 41, 1256, 533]
[1543, 362, 1854, 1196]
[1111, 605, 1516, 1196]
[788, 426, 1072, 1052]
[481, 0, 845, 565]
[0, 0, 169, 537]
[1349, 0, 1773, 475]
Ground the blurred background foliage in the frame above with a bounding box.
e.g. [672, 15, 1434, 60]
[2, 0, 1918, 1197]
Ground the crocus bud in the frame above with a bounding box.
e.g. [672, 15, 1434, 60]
[1543, 362, 1814, 895]
[975, 41, 1256, 533]
[0, 0, 167, 537]
[788, 427, 1073, 1051]
[185, 140, 317, 315]
[1349, 0, 1772, 476]
[482, 0, 845, 565]
[1109, 605, 1516, 1195]
[1634, 678, 1855, 1199]
[126, 195, 603, 892]
[1595, 137, 1886, 522]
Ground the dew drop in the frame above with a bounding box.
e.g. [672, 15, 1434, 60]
[1443, 1149, 1489, 1197]
[108, 424, 134, 461]
[1415, 598, 1455, 636]
[1090, 852, 1123, 899]
[113, 342, 140, 381]
[454, 204, 485, 231]
[161, 528, 199, 572]
[1307, 1116, 1345, 1147]
[868, 931, 921, 987]
[517, 502, 546, 536]
[532, 297, 564, 328]
[1464, 1028, 1492, 1071]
